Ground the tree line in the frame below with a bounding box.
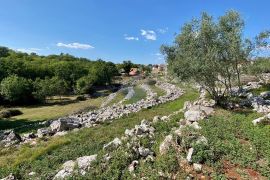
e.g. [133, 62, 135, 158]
[0, 48, 119, 105]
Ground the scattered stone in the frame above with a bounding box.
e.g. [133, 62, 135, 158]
[128, 160, 139, 172]
[0, 130, 21, 147]
[153, 116, 160, 123]
[76, 155, 97, 175]
[193, 163, 202, 172]
[138, 147, 153, 157]
[186, 148, 194, 162]
[36, 128, 52, 138]
[159, 135, 173, 155]
[0, 174, 15, 180]
[50, 118, 81, 132]
[28, 172, 36, 176]
[103, 138, 122, 150]
[53, 160, 76, 179]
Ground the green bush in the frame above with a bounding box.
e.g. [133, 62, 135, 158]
[146, 79, 157, 85]
[0, 75, 33, 103]
[0, 109, 23, 118]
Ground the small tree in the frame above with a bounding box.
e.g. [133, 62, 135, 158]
[0, 75, 33, 103]
[76, 76, 95, 94]
[162, 11, 269, 103]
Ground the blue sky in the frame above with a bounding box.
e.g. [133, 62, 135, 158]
[0, 0, 269, 64]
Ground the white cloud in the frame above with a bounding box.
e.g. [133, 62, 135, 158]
[57, 42, 94, 49]
[125, 36, 139, 41]
[140, 29, 157, 40]
[17, 48, 41, 54]
[157, 27, 168, 34]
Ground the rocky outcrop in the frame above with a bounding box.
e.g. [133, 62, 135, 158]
[0, 130, 21, 147]
[252, 113, 270, 125]
[54, 155, 97, 179]
[50, 117, 81, 132]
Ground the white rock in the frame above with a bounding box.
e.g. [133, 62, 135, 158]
[103, 138, 122, 150]
[159, 135, 173, 155]
[76, 155, 97, 175]
[53, 160, 75, 179]
[128, 160, 139, 172]
[184, 110, 203, 122]
[193, 163, 202, 172]
[186, 148, 194, 162]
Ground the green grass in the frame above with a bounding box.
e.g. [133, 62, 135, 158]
[107, 89, 127, 106]
[124, 86, 146, 104]
[149, 84, 166, 96]
[249, 84, 270, 95]
[0, 97, 104, 133]
[0, 87, 198, 179]
[198, 109, 270, 177]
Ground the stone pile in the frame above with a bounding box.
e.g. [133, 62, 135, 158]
[158, 90, 215, 176]
[53, 154, 97, 179]
[100, 91, 117, 107]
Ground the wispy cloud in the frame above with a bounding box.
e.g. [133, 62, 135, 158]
[57, 42, 94, 49]
[140, 30, 157, 41]
[124, 35, 139, 41]
[157, 27, 168, 34]
[17, 48, 41, 54]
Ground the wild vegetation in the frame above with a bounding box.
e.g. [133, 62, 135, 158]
[162, 10, 270, 104]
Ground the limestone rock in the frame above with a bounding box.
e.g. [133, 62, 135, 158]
[103, 138, 122, 150]
[50, 118, 81, 132]
[159, 135, 173, 155]
[53, 160, 75, 179]
[76, 155, 97, 175]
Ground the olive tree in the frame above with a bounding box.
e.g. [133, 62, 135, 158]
[162, 11, 268, 103]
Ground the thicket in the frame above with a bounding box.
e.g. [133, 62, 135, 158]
[0, 47, 119, 105]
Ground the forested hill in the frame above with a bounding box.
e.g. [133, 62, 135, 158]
[0, 46, 119, 104]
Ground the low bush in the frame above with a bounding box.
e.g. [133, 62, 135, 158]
[146, 79, 157, 85]
[0, 109, 23, 118]
[76, 95, 86, 101]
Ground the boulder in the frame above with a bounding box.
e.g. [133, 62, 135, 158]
[184, 110, 203, 122]
[186, 148, 194, 162]
[36, 128, 52, 138]
[260, 91, 270, 99]
[138, 147, 153, 157]
[0, 174, 15, 180]
[159, 135, 173, 155]
[128, 160, 139, 172]
[103, 138, 122, 150]
[53, 160, 76, 179]
[76, 155, 97, 175]
[0, 130, 21, 146]
[193, 163, 202, 172]
[50, 118, 81, 132]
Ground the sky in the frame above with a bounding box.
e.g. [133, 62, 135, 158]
[0, 0, 269, 64]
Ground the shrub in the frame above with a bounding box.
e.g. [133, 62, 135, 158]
[76, 95, 86, 101]
[0, 75, 33, 104]
[0, 109, 23, 118]
[76, 76, 95, 94]
[146, 79, 157, 85]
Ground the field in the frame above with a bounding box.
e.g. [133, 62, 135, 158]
[0, 96, 105, 133]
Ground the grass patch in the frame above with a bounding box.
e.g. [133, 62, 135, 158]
[149, 84, 166, 96]
[0, 97, 104, 133]
[199, 109, 270, 177]
[249, 84, 270, 95]
[124, 86, 146, 104]
[0, 87, 198, 179]
[107, 89, 128, 106]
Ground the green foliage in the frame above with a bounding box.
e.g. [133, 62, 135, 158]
[247, 58, 270, 75]
[0, 47, 119, 105]
[76, 76, 95, 94]
[0, 109, 23, 118]
[162, 10, 268, 102]
[0, 75, 33, 103]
